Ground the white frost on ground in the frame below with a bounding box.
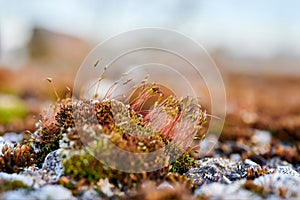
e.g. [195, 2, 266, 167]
[0, 137, 14, 156]
[0, 172, 35, 187]
[253, 173, 300, 199]
[4, 185, 75, 200]
[194, 180, 262, 200]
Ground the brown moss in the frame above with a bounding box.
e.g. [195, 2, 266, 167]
[244, 180, 267, 198]
[128, 180, 193, 200]
[246, 166, 271, 180]
[0, 143, 36, 173]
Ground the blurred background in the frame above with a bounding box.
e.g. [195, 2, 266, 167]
[1, 0, 300, 73]
[0, 0, 299, 138]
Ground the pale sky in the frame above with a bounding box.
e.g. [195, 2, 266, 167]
[1, 0, 300, 59]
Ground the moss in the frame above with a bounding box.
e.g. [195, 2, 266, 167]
[60, 88, 205, 183]
[62, 151, 145, 193]
[170, 153, 197, 174]
[165, 173, 194, 190]
[0, 143, 36, 173]
[31, 99, 72, 166]
[63, 153, 109, 182]
[244, 180, 267, 198]
[35, 121, 62, 166]
[246, 166, 271, 180]
[62, 150, 196, 192]
[55, 99, 75, 129]
[43, 82, 206, 195]
[0, 179, 30, 192]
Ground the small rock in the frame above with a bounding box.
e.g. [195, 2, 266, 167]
[252, 130, 271, 146]
[20, 149, 64, 186]
[157, 181, 174, 190]
[186, 158, 250, 185]
[276, 166, 300, 177]
[230, 153, 241, 161]
[41, 149, 64, 182]
[244, 159, 259, 166]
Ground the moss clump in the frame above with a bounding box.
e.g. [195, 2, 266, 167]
[62, 150, 196, 191]
[33, 118, 62, 166]
[246, 166, 271, 180]
[55, 99, 75, 130]
[0, 143, 36, 173]
[62, 151, 148, 191]
[0, 179, 30, 192]
[170, 153, 197, 174]
[63, 153, 109, 182]
[31, 99, 74, 166]
[33, 82, 206, 196]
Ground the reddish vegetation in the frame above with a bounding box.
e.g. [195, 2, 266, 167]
[224, 74, 300, 141]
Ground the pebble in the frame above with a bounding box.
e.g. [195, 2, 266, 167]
[186, 158, 253, 185]
[244, 159, 259, 166]
[230, 153, 241, 161]
[0, 126, 299, 199]
[252, 130, 271, 146]
[41, 149, 64, 182]
[19, 149, 64, 187]
[276, 166, 300, 177]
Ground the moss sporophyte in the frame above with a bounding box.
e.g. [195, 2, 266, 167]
[9, 71, 207, 192]
[64, 73, 205, 179]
